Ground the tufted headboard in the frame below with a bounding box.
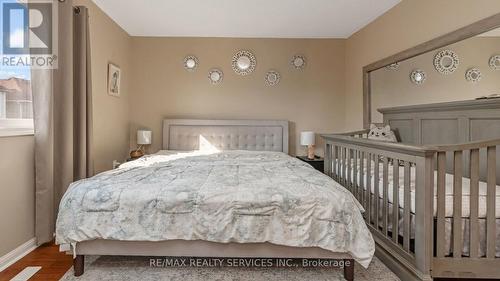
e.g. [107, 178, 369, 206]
[162, 119, 289, 154]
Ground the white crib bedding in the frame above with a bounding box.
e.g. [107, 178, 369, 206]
[342, 162, 500, 218]
[338, 161, 500, 257]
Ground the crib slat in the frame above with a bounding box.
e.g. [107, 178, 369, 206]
[359, 152, 365, 207]
[336, 146, 340, 179]
[374, 155, 380, 230]
[436, 152, 447, 258]
[324, 143, 330, 176]
[331, 145, 336, 179]
[366, 153, 372, 225]
[353, 150, 358, 200]
[486, 146, 496, 259]
[330, 144, 334, 178]
[338, 146, 342, 179]
[469, 148, 480, 258]
[347, 149, 352, 192]
[340, 147, 345, 186]
[324, 143, 329, 176]
[336, 146, 341, 180]
[339, 147, 343, 184]
[343, 147, 347, 187]
[392, 159, 399, 244]
[403, 161, 411, 252]
[360, 151, 364, 200]
[453, 151, 463, 258]
[383, 157, 389, 237]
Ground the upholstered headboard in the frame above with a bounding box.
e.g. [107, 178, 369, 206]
[162, 119, 289, 154]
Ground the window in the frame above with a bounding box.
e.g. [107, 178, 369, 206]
[0, 1, 33, 137]
[0, 92, 5, 118]
[0, 74, 33, 136]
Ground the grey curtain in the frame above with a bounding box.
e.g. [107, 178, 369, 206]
[31, 0, 93, 245]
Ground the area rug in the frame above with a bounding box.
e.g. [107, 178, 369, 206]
[59, 256, 399, 281]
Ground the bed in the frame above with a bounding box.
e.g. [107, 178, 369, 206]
[322, 99, 500, 280]
[55, 119, 375, 280]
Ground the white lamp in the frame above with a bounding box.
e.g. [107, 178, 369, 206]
[137, 130, 152, 145]
[300, 131, 316, 160]
[131, 130, 152, 159]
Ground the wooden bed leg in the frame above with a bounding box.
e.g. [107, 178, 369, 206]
[343, 259, 354, 281]
[74, 255, 84, 277]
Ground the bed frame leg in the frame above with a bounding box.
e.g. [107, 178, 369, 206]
[74, 255, 84, 276]
[343, 259, 354, 281]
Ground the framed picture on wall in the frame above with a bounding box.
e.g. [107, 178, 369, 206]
[108, 63, 121, 97]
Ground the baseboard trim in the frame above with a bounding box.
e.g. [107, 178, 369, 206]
[0, 238, 38, 272]
[374, 245, 431, 281]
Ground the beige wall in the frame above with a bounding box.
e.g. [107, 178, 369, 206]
[371, 36, 500, 122]
[76, 0, 500, 161]
[129, 37, 346, 156]
[76, 0, 132, 172]
[0, 136, 34, 257]
[345, 0, 500, 129]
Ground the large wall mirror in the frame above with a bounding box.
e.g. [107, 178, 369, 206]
[363, 13, 500, 127]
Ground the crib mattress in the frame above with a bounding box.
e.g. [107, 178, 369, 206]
[339, 161, 500, 257]
[345, 162, 500, 218]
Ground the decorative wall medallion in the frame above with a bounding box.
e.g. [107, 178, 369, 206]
[184, 56, 198, 71]
[265, 70, 280, 86]
[208, 68, 223, 84]
[465, 68, 482, 83]
[385, 62, 400, 70]
[183, 55, 199, 71]
[231, 50, 256, 76]
[489, 55, 500, 70]
[290, 55, 306, 70]
[410, 69, 426, 85]
[433, 50, 459, 75]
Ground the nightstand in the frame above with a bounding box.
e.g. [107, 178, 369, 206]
[116, 156, 143, 169]
[296, 155, 324, 173]
[126, 157, 141, 162]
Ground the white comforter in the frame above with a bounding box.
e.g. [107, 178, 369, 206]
[55, 150, 375, 267]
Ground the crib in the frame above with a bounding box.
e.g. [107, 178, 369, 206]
[322, 99, 500, 280]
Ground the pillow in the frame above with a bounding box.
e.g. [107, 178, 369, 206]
[367, 124, 398, 142]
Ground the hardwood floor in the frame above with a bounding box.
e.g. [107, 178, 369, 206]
[0, 242, 72, 281]
[0, 243, 494, 281]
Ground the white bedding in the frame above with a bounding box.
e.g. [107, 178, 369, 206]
[342, 161, 500, 218]
[56, 150, 375, 267]
[340, 160, 500, 257]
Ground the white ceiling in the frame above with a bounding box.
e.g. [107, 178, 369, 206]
[91, 0, 401, 38]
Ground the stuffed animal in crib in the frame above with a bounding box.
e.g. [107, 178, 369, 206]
[368, 124, 398, 142]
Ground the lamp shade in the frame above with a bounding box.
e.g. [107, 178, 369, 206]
[137, 130, 152, 145]
[300, 131, 315, 146]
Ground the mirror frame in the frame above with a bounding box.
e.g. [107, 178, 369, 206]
[362, 12, 500, 129]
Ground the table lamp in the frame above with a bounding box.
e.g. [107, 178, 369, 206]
[130, 130, 152, 159]
[300, 131, 315, 160]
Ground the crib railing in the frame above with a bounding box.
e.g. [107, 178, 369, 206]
[432, 139, 499, 278]
[322, 132, 500, 280]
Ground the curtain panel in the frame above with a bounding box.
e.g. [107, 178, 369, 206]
[31, 0, 93, 245]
